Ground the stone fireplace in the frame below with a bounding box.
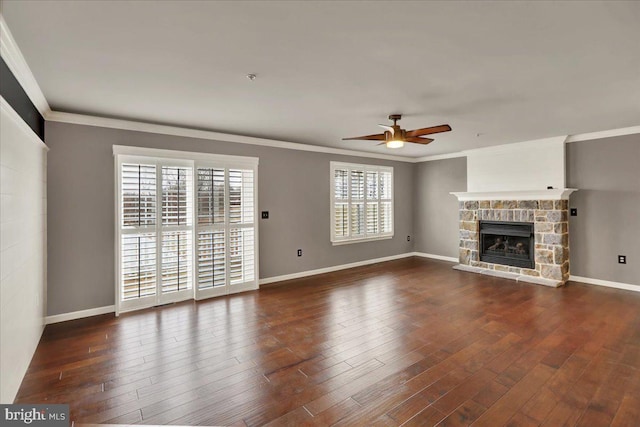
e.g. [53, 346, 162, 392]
[449, 137, 576, 286]
[451, 191, 575, 287]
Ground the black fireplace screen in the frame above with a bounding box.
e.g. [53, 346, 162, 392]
[479, 221, 535, 269]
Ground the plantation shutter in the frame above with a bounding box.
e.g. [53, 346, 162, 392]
[350, 170, 365, 237]
[229, 169, 255, 285]
[120, 163, 157, 300]
[331, 162, 394, 244]
[197, 168, 225, 225]
[116, 147, 259, 313]
[162, 166, 191, 226]
[333, 169, 348, 238]
[197, 229, 226, 289]
[121, 233, 156, 300]
[380, 170, 393, 234]
[196, 166, 256, 292]
[122, 163, 156, 227]
[161, 231, 192, 293]
[366, 171, 379, 234]
[160, 166, 193, 294]
[196, 167, 226, 290]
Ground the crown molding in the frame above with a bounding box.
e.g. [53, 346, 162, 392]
[413, 152, 468, 163]
[0, 15, 411, 163]
[3, 10, 636, 161]
[45, 110, 640, 163]
[0, 14, 50, 116]
[45, 110, 417, 163]
[461, 135, 568, 156]
[565, 125, 640, 143]
[414, 126, 639, 163]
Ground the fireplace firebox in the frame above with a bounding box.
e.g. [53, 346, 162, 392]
[479, 221, 535, 269]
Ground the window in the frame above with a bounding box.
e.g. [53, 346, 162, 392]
[330, 162, 393, 244]
[195, 167, 256, 299]
[115, 146, 258, 314]
[160, 165, 193, 294]
[120, 163, 157, 302]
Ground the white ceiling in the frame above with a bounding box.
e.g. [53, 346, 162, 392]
[2, 1, 639, 157]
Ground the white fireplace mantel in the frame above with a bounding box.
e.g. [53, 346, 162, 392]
[450, 188, 578, 201]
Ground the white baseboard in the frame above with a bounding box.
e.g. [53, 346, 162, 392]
[45, 305, 115, 325]
[41, 269, 639, 325]
[569, 275, 639, 293]
[412, 252, 458, 263]
[259, 252, 459, 286]
[259, 252, 417, 286]
[41, 254, 457, 322]
[46, 255, 417, 322]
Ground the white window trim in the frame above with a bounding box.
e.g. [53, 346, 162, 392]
[331, 235, 394, 246]
[113, 145, 259, 315]
[330, 161, 394, 245]
[113, 145, 259, 167]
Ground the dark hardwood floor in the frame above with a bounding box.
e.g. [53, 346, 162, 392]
[15, 257, 640, 426]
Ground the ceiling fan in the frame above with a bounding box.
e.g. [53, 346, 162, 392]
[343, 114, 451, 148]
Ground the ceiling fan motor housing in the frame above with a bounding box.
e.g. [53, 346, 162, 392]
[385, 127, 405, 142]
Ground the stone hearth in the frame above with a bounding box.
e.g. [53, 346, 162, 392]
[457, 199, 570, 286]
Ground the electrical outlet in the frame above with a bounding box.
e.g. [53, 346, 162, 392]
[618, 255, 626, 264]
[407, 235, 411, 241]
[297, 249, 302, 257]
[261, 211, 269, 219]
[570, 208, 577, 216]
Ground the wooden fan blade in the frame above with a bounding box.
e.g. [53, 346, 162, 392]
[342, 133, 386, 141]
[405, 137, 434, 145]
[405, 124, 451, 137]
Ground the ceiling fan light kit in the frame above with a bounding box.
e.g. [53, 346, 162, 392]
[386, 139, 405, 149]
[343, 114, 451, 149]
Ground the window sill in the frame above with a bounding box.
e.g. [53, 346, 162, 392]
[332, 235, 394, 246]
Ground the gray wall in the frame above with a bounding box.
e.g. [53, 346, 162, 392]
[413, 157, 467, 258]
[45, 122, 414, 316]
[567, 134, 640, 286]
[44, 120, 639, 316]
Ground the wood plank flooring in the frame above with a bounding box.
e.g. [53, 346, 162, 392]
[15, 257, 640, 426]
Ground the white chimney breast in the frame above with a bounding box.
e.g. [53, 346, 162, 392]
[465, 136, 567, 192]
